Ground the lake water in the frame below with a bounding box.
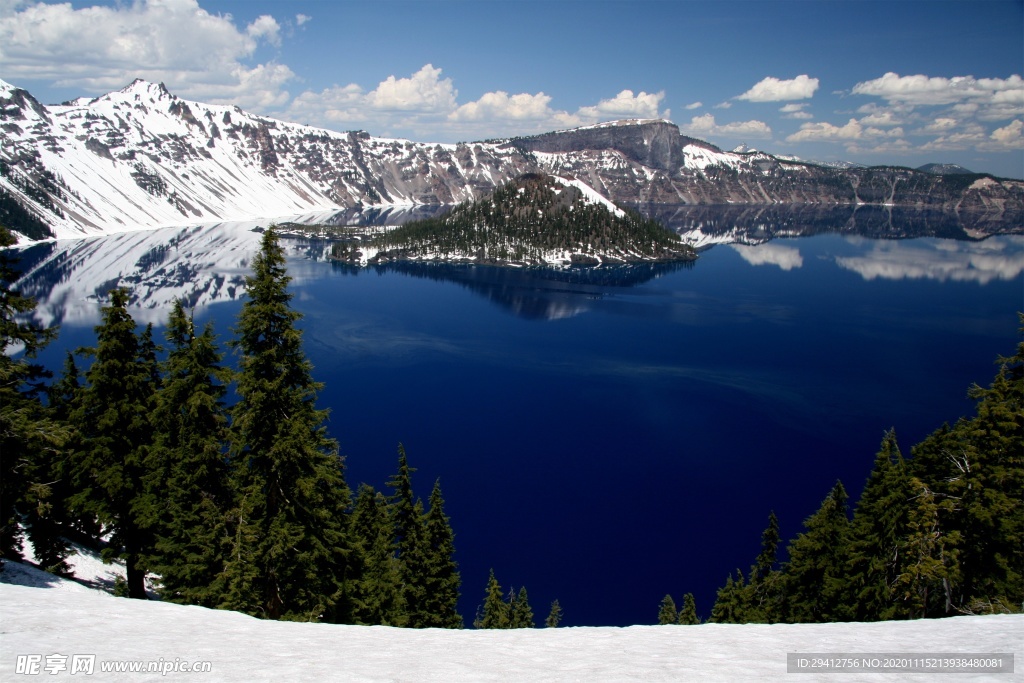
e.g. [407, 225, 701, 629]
[11, 216, 1024, 626]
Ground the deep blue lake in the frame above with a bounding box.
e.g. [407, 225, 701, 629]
[13, 221, 1024, 627]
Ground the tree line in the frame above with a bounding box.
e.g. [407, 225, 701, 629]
[660, 330, 1023, 624]
[0, 225, 487, 627]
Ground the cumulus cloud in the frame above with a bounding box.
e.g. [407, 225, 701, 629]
[685, 101, 703, 110]
[852, 72, 1024, 109]
[680, 113, 772, 139]
[737, 75, 819, 102]
[981, 119, 1024, 151]
[786, 118, 904, 143]
[366, 65, 458, 113]
[0, 0, 293, 109]
[779, 103, 812, 120]
[576, 89, 668, 121]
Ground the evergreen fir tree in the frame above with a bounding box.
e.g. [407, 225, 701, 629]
[892, 477, 962, 618]
[746, 511, 784, 623]
[510, 586, 534, 628]
[150, 300, 232, 607]
[709, 569, 746, 623]
[545, 599, 563, 628]
[847, 430, 915, 621]
[657, 594, 678, 624]
[421, 478, 462, 628]
[476, 569, 509, 629]
[0, 227, 60, 567]
[67, 288, 157, 599]
[223, 226, 353, 622]
[782, 481, 852, 622]
[386, 443, 430, 627]
[349, 484, 403, 625]
[677, 593, 700, 625]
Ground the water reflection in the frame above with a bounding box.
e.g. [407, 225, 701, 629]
[8, 205, 1022, 327]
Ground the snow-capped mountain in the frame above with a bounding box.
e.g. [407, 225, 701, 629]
[3, 79, 1023, 243]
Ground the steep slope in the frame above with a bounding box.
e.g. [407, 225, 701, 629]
[3, 79, 1023, 243]
[0, 79, 534, 241]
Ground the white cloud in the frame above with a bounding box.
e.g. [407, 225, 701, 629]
[737, 75, 819, 102]
[576, 89, 668, 120]
[786, 118, 903, 143]
[246, 15, 281, 47]
[366, 65, 457, 113]
[295, 14, 311, 27]
[685, 101, 703, 110]
[779, 103, 812, 120]
[851, 73, 1024, 114]
[981, 119, 1024, 151]
[0, 0, 292, 109]
[451, 91, 559, 121]
[680, 113, 772, 139]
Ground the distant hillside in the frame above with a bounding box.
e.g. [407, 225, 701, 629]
[917, 163, 975, 175]
[331, 174, 696, 266]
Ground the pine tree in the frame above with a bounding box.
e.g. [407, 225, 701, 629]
[677, 593, 700, 625]
[349, 484, 403, 625]
[0, 227, 60, 567]
[510, 586, 534, 628]
[847, 430, 915, 621]
[476, 569, 509, 629]
[150, 300, 232, 607]
[746, 511, 784, 623]
[709, 569, 746, 623]
[421, 478, 462, 628]
[657, 594, 678, 624]
[68, 288, 157, 599]
[782, 481, 852, 622]
[386, 443, 430, 627]
[545, 599, 563, 627]
[223, 226, 353, 622]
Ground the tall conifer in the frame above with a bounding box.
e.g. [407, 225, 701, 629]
[421, 478, 462, 628]
[657, 594, 678, 624]
[223, 227, 353, 622]
[677, 593, 700, 625]
[782, 481, 852, 622]
[68, 288, 157, 598]
[150, 300, 231, 607]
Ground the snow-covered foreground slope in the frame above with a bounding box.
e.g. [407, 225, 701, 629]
[1, 562, 1019, 682]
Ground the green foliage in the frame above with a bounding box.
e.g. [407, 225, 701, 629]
[509, 586, 534, 628]
[149, 300, 232, 607]
[0, 227, 61, 565]
[386, 443, 429, 627]
[545, 599, 563, 628]
[677, 593, 700, 625]
[782, 482, 852, 622]
[420, 478, 462, 628]
[67, 288, 157, 599]
[223, 226, 353, 622]
[657, 594, 677, 624]
[476, 568, 509, 629]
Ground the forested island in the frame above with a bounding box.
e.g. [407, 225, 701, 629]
[330, 174, 696, 267]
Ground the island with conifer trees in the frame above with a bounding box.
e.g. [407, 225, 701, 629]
[330, 173, 697, 267]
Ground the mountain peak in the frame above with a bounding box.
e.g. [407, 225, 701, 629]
[112, 78, 175, 102]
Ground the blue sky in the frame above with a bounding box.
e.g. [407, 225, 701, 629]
[2, 0, 1022, 177]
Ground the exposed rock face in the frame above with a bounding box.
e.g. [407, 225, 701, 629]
[1, 79, 1022, 242]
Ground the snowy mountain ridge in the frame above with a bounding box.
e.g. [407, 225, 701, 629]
[3, 78, 1023, 243]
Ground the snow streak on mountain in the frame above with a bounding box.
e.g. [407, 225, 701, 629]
[2, 79, 1023, 242]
